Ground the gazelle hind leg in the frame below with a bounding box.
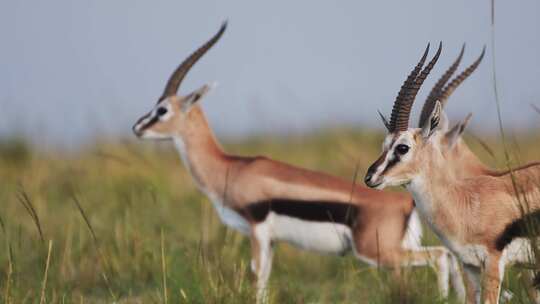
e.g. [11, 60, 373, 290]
[399, 246, 456, 298]
[251, 223, 273, 304]
[372, 246, 454, 298]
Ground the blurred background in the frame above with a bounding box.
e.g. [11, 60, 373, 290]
[1, 1, 540, 303]
[1, 0, 539, 147]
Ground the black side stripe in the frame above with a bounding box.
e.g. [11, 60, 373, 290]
[238, 199, 360, 227]
[495, 210, 540, 251]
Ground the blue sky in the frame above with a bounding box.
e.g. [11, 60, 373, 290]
[1, 0, 539, 146]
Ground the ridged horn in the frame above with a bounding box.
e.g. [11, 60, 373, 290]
[160, 21, 227, 101]
[389, 44, 430, 132]
[389, 42, 442, 132]
[418, 44, 465, 127]
[438, 46, 486, 105]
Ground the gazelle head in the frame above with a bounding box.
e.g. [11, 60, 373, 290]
[132, 22, 227, 140]
[364, 44, 486, 188]
[364, 43, 445, 189]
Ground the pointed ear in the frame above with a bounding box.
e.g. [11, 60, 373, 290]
[421, 100, 443, 139]
[181, 83, 215, 112]
[445, 113, 472, 148]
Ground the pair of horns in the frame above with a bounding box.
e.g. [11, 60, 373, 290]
[387, 43, 442, 132]
[417, 45, 486, 127]
[160, 21, 228, 101]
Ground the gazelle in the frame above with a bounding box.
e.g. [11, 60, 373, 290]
[419, 45, 540, 303]
[365, 44, 540, 304]
[132, 23, 462, 302]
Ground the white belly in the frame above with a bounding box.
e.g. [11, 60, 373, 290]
[269, 213, 353, 254]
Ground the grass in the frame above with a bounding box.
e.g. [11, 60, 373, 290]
[0, 129, 539, 303]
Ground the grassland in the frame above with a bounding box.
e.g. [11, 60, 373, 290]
[0, 128, 539, 303]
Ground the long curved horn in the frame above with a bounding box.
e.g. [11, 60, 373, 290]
[389, 44, 430, 132]
[418, 44, 465, 127]
[438, 46, 486, 105]
[160, 21, 227, 100]
[389, 42, 442, 132]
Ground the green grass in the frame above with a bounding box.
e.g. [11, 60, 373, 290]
[0, 129, 539, 303]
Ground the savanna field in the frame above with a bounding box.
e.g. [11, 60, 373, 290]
[1, 128, 540, 303]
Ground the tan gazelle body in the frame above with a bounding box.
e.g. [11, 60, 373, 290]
[132, 23, 462, 303]
[365, 44, 540, 304]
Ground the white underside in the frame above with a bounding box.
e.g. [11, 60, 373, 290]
[268, 212, 353, 254]
[209, 199, 354, 254]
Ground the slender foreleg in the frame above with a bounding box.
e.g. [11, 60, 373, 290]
[482, 253, 504, 304]
[463, 264, 481, 304]
[251, 223, 273, 304]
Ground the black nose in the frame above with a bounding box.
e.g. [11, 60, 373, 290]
[364, 164, 378, 186]
[364, 173, 373, 185]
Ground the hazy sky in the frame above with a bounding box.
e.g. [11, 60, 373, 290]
[1, 1, 539, 146]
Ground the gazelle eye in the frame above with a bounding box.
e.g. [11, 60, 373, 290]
[156, 107, 168, 116]
[395, 144, 410, 155]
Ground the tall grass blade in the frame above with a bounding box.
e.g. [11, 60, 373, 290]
[39, 240, 53, 304]
[161, 229, 168, 304]
[71, 193, 117, 301]
[16, 188, 45, 244]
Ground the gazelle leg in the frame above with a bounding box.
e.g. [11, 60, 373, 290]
[482, 253, 504, 304]
[449, 253, 467, 302]
[251, 223, 273, 304]
[400, 246, 452, 298]
[463, 264, 481, 304]
[373, 246, 458, 298]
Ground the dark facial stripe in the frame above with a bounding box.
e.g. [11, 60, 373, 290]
[367, 150, 388, 176]
[238, 199, 360, 227]
[382, 153, 400, 175]
[495, 210, 540, 251]
[135, 113, 159, 131]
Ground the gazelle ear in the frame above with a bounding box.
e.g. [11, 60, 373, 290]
[421, 100, 443, 139]
[181, 83, 215, 112]
[445, 113, 472, 148]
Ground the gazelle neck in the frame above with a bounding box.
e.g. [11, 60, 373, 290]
[172, 106, 230, 198]
[453, 139, 492, 176]
[407, 149, 457, 218]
